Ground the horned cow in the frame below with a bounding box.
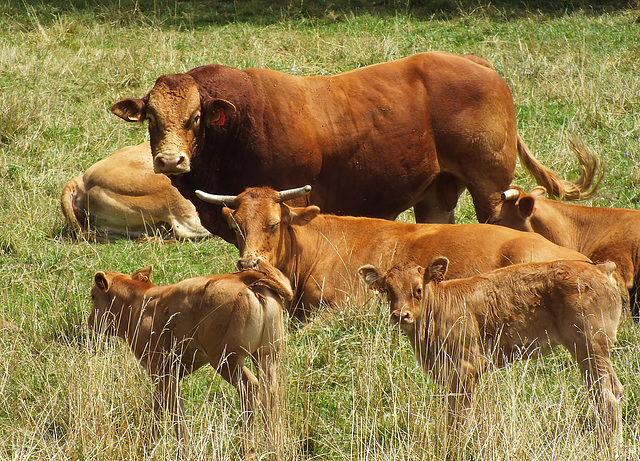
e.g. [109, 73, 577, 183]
[88, 261, 292, 460]
[196, 185, 592, 322]
[359, 258, 623, 456]
[499, 184, 640, 316]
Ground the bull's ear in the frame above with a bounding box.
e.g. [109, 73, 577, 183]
[358, 265, 385, 291]
[286, 205, 320, 226]
[94, 272, 110, 292]
[203, 98, 237, 127]
[517, 196, 536, 218]
[111, 98, 147, 122]
[132, 266, 153, 283]
[426, 258, 448, 283]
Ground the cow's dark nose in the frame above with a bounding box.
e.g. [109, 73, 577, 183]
[154, 153, 190, 174]
[237, 258, 259, 270]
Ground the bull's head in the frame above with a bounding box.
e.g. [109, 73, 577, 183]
[195, 185, 319, 270]
[358, 258, 449, 330]
[497, 186, 546, 231]
[88, 266, 153, 337]
[111, 74, 236, 175]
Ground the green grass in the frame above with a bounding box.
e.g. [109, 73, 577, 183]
[1, 0, 640, 459]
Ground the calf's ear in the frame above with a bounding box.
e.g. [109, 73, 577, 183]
[94, 272, 110, 292]
[426, 258, 449, 283]
[132, 266, 153, 283]
[358, 265, 385, 291]
[111, 98, 147, 122]
[203, 98, 237, 127]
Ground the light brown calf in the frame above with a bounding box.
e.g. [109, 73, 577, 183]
[499, 184, 640, 316]
[61, 142, 210, 241]
[359, 258, 623, 456]
[88, 261, 292, 459]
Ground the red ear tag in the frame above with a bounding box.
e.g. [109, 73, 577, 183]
[212, 108, 226, 126]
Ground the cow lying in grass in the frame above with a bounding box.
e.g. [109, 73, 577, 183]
[499, 184, 640, 317]
[196, 185, 591, 322]
[88, 261, 292, 460]
[61, 142, 210, 242]
[358, 258, 623, 456]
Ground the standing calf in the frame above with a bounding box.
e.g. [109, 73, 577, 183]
[88, 261, 292, 459]
[359, 258, 623, 455]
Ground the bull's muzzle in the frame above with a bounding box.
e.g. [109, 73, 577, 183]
[154, 152, 190, 175]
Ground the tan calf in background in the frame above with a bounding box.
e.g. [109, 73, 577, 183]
[88, 261, 292, 460]
[359, 258, 623, 457]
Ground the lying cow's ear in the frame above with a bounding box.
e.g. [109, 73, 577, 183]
[132, 266, 153, 283]
[111, 98, 147, 122]
[426, 258, 448, 284]
[222, 207, 241, 231]
[94, 272, 110, 292]
[358, 265, 385, 291]
[529, 186, 547, 198]
[203, 98, 237, 127]
[517, 196, 536, 218]
[286, 205, 320, 226]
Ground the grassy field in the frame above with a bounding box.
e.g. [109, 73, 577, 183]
[1, 0, 640, 459]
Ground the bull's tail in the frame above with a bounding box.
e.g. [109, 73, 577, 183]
[60, 176, 85, 237]
[517, 135, 602, 200]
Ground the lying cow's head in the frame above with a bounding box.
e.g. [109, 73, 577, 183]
[111, 74, 236, 175]
[88, 266, 153, 336]
[358, 258, 449, 329]
[497, 186, 547, 232]
[195, 186, 319, 270]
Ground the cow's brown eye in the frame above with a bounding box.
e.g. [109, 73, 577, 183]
[193, 113, 200, 126]
[267, 222, 279, 232]
[415, 287, 422, 298]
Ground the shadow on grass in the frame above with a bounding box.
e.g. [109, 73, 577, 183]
[4, 0, 638, 29]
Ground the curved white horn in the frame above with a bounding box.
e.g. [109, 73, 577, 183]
[501, 189, 520, 201]
[195, 190, 239, 207]
[277, 185, 312, 203]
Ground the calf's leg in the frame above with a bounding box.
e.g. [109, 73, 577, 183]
[569, 335, 622, 457]
[152, 372, 190, 460]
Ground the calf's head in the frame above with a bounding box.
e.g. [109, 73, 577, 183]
[111, 74, 236, 175]
[196, 186, 319, 269]
[358, 258, 449, 328]
[496, 186, 546, 231]
[88, 266, 153, 336]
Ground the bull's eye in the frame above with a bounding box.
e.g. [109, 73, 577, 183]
[193, 113, 200, 126]
[267, 222, 279, 232]
[415, 287, 422, 298]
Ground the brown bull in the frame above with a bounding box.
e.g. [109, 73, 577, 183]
[358, 258, 623, 457]
[498, 184, 640, 316]
[196, 185, 591, 322]
[112, 52, 598, 244]
[88, 261, 292, 460]
[61, 142, 210, 241]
